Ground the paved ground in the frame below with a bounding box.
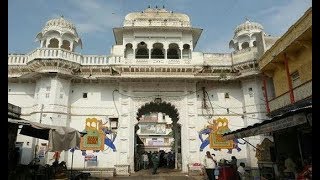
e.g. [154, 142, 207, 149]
[88, 168, 206, 180]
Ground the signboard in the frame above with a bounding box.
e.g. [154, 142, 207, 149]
[147, 138, 164, 146]
[223, 113, 307, 140]
[38, 144, 47, 158]
[85, 154, 97, 162]
[140, 123, 166, 135]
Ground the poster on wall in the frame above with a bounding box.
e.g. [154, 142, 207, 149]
[80, 118, 117, 153]
[140, 123, 166, 135]
[199, 117, 245, 153]
[85, 154, 97, 162]
[80, 118, 105, 151]
[38, 143, 47, 158]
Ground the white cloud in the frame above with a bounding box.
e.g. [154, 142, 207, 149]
[258, 0, 312, 35]
[58, 0, 124, 34]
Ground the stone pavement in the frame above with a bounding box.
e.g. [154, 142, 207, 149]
[89, 168, 206, 180]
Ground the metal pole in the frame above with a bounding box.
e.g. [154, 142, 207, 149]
[71, 150, 74, 178]
[241, 138, 260, 150]
[297, 132, 304, 166]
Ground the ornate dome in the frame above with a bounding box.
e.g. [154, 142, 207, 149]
[234, 20, 263, 37]
[43, 16, 77, 35]
[123, 7, 191, 27]
[37, 16, 80, 39]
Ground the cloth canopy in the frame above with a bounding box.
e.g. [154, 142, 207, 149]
[9, 118, 80, 152]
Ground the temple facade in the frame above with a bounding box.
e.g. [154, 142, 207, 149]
[8, 7, 279, 175]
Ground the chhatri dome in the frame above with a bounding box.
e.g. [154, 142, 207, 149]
[229, 19, 265, 51]
[233, 20, 264, 38]
[123, 6, 191, 27]
[36, 16, 82, 51]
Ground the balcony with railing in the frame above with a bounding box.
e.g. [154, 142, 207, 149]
[28, 48, 82, 64]
[9, 48, 197, 66]
[268, 80, 312, 112]
[8, 54, 28, 65]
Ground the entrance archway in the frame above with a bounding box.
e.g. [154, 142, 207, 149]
[134, 101, 182, 172]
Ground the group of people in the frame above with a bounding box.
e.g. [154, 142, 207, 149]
[203, 151, 249, 180]
[135, 150, 176, 174]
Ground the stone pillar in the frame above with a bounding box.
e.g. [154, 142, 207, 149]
[46, 39, 50, 48]
[115, 84, 131, 176]
[184, 82, 199, 172]
[58, 38, 63, 48]
[70, 41, 74, 52]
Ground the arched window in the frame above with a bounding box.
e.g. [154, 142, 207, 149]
[252, 41, 257, 47]
[48, 38, 59, 48]
[61, 40, 70, 50]
[167, 43, 180, 59]
[241, 42, 249, 49]
[151, 43, 164, 59]
[136, 42, 149, 59]
[182, 44, 191, 59]
[124, 43, 133, 59]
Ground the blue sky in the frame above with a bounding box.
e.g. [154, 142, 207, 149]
[8, 0, 311, 55]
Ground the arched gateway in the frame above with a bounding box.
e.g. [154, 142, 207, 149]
[135, 101, 182, 171]
[123, 92, 200, 175]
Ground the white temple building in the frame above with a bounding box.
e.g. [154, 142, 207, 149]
[8, 7, 279, 175]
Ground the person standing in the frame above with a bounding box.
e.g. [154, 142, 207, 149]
[238, 162, 249, 180]
[203, 151, 217, 180]
[151, 151, 160, 174]
[142, 152, 149, 169]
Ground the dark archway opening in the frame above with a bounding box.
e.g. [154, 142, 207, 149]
[134, 101, 182, 172]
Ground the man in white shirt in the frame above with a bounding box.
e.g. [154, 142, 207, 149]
[142, 152, 149, 169]
[203, 151, 217, 180]
[238, 162, 248, 180]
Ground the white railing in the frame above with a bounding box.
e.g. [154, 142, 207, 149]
[82, 55, 109, 65]
[28, 48, 82, 63]
[8, 54, 28, 65]
[8, 48, 200, 66]
[269, 80, 312, 112]
[124, 58, 193, 65]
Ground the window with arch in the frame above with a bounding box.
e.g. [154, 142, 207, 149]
[124, 43, 134, 59]
[61, 40, 71, 50]
[252, 41, 257, 47]
[136, 42, 149, 59]
[48, 38, 59, 48]
[167, 43, 180, 59]
[241, 42, 249, 49]
[182, 44, 191, 59]
[151, 43, 164, 59]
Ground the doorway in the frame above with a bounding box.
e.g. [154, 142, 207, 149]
[134, 101, 182, 172]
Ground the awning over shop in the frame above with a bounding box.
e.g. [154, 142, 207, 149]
[8, 118, 81, 152]
[223, 106, 312, 140]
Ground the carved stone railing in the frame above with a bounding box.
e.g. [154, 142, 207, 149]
[82, 55, 109, 65]
[28, 48, 82, 64]
[269, 80, 312, 112]
[8, 54, 28, 65]
[124, 58, 193, 65]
